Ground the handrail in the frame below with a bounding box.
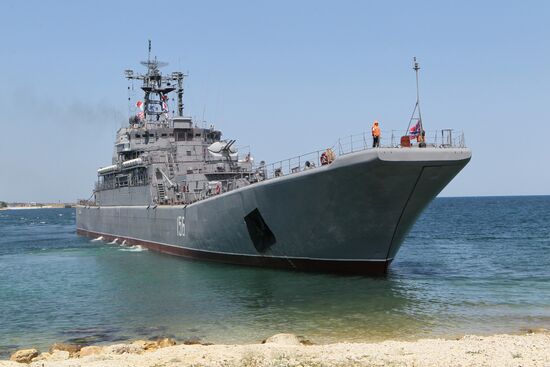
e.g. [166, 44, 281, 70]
[93, 129, 467, 205]
[257, 129, 466, 181]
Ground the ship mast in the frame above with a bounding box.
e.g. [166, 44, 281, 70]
[124, 41, 187, 125]
[406, 57, 423, 134]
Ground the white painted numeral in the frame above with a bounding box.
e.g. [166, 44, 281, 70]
[176, 216, 186, 237]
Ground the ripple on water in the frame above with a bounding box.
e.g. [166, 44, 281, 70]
[0, 345, 19, 358]
[0, 201, 549, 350]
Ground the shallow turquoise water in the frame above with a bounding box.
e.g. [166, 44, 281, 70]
[0, 196, 549, 356]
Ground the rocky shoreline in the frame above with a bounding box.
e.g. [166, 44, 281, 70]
[1, 331, 549, 366]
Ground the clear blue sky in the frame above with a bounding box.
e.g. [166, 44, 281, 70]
[1, 0, 549, 202]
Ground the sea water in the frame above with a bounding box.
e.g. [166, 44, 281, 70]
[0, 196, 549, 356]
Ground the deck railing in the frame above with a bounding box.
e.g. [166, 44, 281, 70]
[258, 129, 466, 180]
[88, 129, 466, 205]
[335, 129, 466, 155]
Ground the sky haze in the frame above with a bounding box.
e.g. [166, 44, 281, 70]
[1, 0, 549, 202]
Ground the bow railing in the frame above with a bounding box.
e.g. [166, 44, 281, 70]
[335, 129, 466, 155]
[258, 129, 466, 180]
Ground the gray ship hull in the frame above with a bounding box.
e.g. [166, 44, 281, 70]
[77, 147, 471, 274]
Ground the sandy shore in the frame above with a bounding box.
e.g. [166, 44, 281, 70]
[2, 332, 549, 367]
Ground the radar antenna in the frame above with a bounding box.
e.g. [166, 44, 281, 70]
[406, 57, 423, 135]
[124, 41, 188, 125]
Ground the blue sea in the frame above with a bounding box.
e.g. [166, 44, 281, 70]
[0, 196, 549, 357]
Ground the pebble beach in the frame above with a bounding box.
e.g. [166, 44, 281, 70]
[2, 332, 550, 367]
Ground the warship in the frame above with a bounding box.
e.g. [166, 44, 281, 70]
[76, 49, 471, 274]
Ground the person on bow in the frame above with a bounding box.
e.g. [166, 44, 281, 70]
[372, 120, 381, 147]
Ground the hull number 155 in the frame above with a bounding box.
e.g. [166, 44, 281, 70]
[176, 216, 186, 237]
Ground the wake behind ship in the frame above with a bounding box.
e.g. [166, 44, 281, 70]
[76, 52, 471, 274]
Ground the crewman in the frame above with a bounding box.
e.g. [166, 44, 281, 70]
[320, 148, 336, 165]
[326, 148, 336, 164]
[417, 129, 426, 148]
[320, 151, 328, 165]
[372, 121, 381, 147]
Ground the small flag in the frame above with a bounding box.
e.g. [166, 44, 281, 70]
[136, 101, 144, 110]
[409, 121, 421, 138]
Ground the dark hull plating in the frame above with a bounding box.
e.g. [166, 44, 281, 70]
[77, 228, 391, 274]
[77, 148, 471, 274]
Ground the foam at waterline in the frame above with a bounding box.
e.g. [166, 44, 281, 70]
[119, 245, 147, 252]
[91, 236, 104, 242]
[108, 238, 119, 245]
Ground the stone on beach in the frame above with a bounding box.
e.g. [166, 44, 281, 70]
[182, 337, 202, 345]
[131, 340, 158, 351]
[28, 350, 70, 364]
[263, 333, 302, 345]
[49, 343, 81, 356]
[156, 338, 177, 348]
[9, 349, 38, 363]
[103, 343, 143, 355]
[78, 346, 103, 357]
[46, 350, 70, 361]
[31, 352, 51, 362]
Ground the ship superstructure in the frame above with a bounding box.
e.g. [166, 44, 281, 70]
[95, 53, 256, 207]
[77, 50, 471, 274]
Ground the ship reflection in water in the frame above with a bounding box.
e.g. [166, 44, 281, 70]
[88, 248, 433, 343]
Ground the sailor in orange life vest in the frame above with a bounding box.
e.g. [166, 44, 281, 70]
[372, 120, 381, 147]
